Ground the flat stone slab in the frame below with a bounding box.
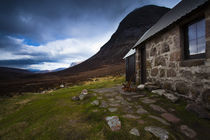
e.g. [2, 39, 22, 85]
[145, 126, 169, 140]
[150, 104, 167, 113]
[91, 100, 99, 106]
[136, 106, 148, 114]
[141, 98, 156, 104]
[152, 89, 166, 96]
[180, 125, 197, 138]
[129, 128, 140, 136]
[163, 93, 179, 103]
[122, 106, 134, 113]
[100, 100, 108, 108]
[149, 115, 170, 126]
[161, 113, 180, 123]
[105, 116, 121, 131]
[122, 114, 141, 119]
[108, 108, 118, 112]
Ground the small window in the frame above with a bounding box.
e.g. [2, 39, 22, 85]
[185, 19, 206, 59]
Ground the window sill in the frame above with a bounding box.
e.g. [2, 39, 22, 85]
[180, 58, 205, 67]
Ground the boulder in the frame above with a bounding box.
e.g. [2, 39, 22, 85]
[145, 126, 169, 140]
[180, 125, 197, 139]
[129, 128, 140, 136]
[105, 116, 121, 131]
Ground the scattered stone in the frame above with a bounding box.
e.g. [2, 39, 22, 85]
[161, 113, 180, 123]
[60, 84, 64, 88]
[145, 126, 169, 140]
[180, 125, 197, 138]
[138, 120, 145, 124]
[108, 108, 118, 112]
[150, 104, 167, 113]
[186, 103, 210, 119]
[91, 100, 99, 106]
[141, 98, 156, 104]
[137, 84, 145, 90]
[105, 116, 121, 131]
[81, 89, 88, 95]
[149, 115, 170, 126]
[129, 128, 140, 136]
[72, 96, 80, 101]
[100, 101, 108, 108]
[122, 114, 141, 119]
[137, 106, 148, 114]
[164, 93, 179, 103]
[152, 89, 166, 96]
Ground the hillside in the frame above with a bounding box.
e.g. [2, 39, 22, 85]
[0, 5, 169, 95]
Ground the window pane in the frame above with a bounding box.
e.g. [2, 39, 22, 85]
[188, 23, 196, 40]
[189, 39, 197, 55]
[197, 37, 206, 54]
[197, 19, 205, 38]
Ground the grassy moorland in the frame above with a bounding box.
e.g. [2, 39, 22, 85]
[0, 76, 210, 140]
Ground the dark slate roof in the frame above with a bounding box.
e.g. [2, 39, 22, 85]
[133, 0, 208, 48]
[123, 49, 135, 59]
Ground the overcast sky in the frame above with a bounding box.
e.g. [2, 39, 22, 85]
[0, 0, 181, 71]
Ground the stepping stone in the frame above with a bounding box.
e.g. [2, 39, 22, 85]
[132, 95, 145, 98]
[105, 93, 115, 97]
[163, 93, 179, 103]
[100, 101, 108, 108]
[141, 98, 156, 104]
[150, 104, 167, 113]
[180, 125, 197, 138]
[144, 126, 169, 140]
[97, 96, 103, 100]
[149, 115, 170, 126]
[161, 113, 180, 123]
[123, 106, 134, 113]
[129, 128, 140, 136]
[105, 116, 121, 131]
[91, 100, 99, 106]
[108, 108, 118, 112]
[122, 114, 141, 119]
[152, 89, 166, 96]
[136, 106, 148, 114]
[138, 120, 145, 124]
[185, 103, 210, 119]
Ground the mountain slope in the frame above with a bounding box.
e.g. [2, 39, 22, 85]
[59, 5, 169, 75]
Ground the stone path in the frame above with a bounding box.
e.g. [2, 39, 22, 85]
[90, 85, 202, 139]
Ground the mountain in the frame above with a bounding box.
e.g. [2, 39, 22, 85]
[58, 5, 169, 75]
[0, 5, 170, 95]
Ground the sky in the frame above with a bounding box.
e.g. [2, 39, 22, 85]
[0, 0, 181, 71]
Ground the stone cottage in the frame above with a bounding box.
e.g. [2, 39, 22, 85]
[130, 0, 210, 107]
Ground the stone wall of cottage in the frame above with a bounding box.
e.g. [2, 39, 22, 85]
[141, 17, 210, 107]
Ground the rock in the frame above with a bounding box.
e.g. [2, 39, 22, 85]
[60, 84, 64, 88]
[100, 100, 108, 108]
[72, 96, 79, 101]
[180, 125, 197, 138]
[105, 116, 121, 131]
[150, 104, 167, 113]
[138, 120, 145, 124]
[79, 94, 86, 100]
[81, 89, 88, 95]
[91, 100, 99, 106]
[185, 103, 210, 119]
[97, 96, 103, 100]
[149, 115, 170, 126]
[161, 113, 180, 123]
[137, 106, 148, 114]
[152, 89, 166, 96]
[122, 114, 141, 119]
[92, 109, 98, 112]
[132, 95, 145, 98]
[115, 96, 123, 100]
[109, 103, 120, 107]
[145, 126, 169, 140]
[141, 98, 156, 104]
[137, 84, 145, 90]
[163, 93, 179, 103]
[108, 98, 115, 102]
[129, 128, 140, 136]
[145, 84, 160, 91]
[108, 108, 118, 112]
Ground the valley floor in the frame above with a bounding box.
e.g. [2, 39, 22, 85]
[0, 76, 210, 140]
